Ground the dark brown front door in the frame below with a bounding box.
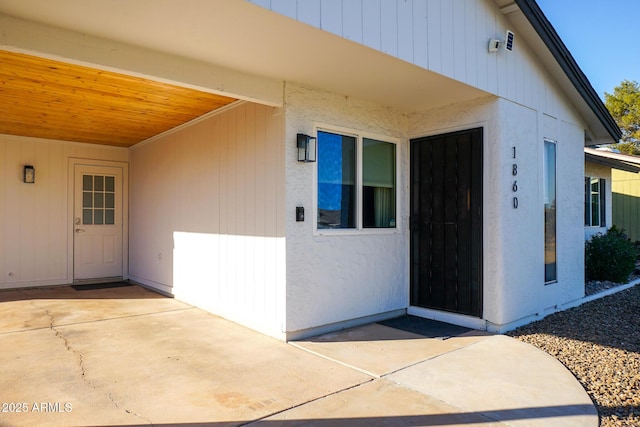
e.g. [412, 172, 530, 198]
[410, 128, 483, 317]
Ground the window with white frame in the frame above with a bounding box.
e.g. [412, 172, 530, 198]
[316, 129, 397, 230]
[585, 177, 606, 227]
[544, 139, 557, 283]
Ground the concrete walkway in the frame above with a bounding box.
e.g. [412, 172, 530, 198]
[0, 284, 597, 427]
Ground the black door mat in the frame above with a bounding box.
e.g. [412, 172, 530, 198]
[71, 282, 133, 291]
[378, 315, 473, 340]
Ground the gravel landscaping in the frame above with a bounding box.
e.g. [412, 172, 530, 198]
[507, 283, 640, 427]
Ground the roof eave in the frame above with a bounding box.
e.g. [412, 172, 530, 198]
[585, 153, 640, 173]
[515, 0, 621, 143]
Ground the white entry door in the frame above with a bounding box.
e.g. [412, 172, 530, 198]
[74, 164, 124, 281]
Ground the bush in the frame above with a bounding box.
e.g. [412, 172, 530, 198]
[586, 226, 638, 283]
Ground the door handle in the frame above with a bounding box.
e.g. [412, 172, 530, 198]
[75, 229, 85, 233]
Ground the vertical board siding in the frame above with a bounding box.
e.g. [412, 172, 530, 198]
[248, 0, 544, 111]
[320, 0, 343, 36]
[362, 0, 382, 51]
[270, 0, 297, 18]
[426, 0, 442, 75]
[342, 1, 363, 43]
[464, 0, 478, 88]
[0, 134, 127, 288]
[412, 1, 428, 69]
[397, 0, 414, 62]
[439, 0, 455, 78]
[129, 102, 285, 337]
[380, 1, 398, 56]
[297, 0, 321, 27]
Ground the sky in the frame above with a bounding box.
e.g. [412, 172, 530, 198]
[536, 0, 640, 101]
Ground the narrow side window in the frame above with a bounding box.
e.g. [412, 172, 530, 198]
[544, 140, 557, 283]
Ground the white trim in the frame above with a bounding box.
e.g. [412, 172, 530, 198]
[312, 123, 401, 237]
[0, 132, 128, 152]
[0, 278, 70, 290]
[543, 138, 558, 284]
[130, 100, 246, 150]
[580, 279, 640, 304]
[488, 280, 640, 333]
[67, 158, 129, 283]
[585, 147, 640, 165]
[584, 176, 605, 227]
[128, 275, 173, 296]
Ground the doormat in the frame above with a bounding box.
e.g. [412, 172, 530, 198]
[378, 315, 473, 340]
[71, 282, 133, 291]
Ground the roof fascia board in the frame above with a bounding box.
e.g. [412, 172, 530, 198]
[585, 147, 640, 165]
[585, 153, 640, 173]
[514, 0, 621, 142]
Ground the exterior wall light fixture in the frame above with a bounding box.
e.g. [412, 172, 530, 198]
[297, 133, 317, 162]
[23, 165, 35, 183]
[489, 30, 515, 53]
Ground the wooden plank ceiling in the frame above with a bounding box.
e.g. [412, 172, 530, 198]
[0, 50, 238, 147]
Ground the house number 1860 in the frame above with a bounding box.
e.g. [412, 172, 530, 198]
[512, 147, 518, 209]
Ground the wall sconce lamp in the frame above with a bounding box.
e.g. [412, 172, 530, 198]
[297, 133, 317, 162]
[23, 165, 35, 184]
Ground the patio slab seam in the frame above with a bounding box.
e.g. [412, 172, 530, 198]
[377, 337, 490, 378]
[289, 328, 490, 379]
[240, 378, 377, 427]
[288, 342, 383, 378]
[0, 305, 196, 336]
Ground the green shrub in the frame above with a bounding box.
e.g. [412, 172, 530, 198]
[586, 226, 638, 283]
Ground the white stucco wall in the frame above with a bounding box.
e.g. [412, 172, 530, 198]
[584, 161, 612, 241]
[283, 83, 409, 337]
[282, 65, 590, 335]
[406, 95, 587, 332]
[0, 134, 128, 289]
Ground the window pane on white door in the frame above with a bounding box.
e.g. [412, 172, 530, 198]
[81, 174, 116, 226]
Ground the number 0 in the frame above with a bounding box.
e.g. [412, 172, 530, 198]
[513, 197, 519, 209]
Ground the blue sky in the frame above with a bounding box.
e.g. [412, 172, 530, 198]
[536, 0, 640, 101]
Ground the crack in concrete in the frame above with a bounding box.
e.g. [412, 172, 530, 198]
[43, 308, 89, 380]
[19, 293, 154, 426]
[109, 392, 154, 426]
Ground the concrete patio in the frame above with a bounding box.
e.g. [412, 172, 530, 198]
[0, 284, 597, 426]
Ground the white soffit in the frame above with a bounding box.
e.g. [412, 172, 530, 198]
[0, 0, 486, 112]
